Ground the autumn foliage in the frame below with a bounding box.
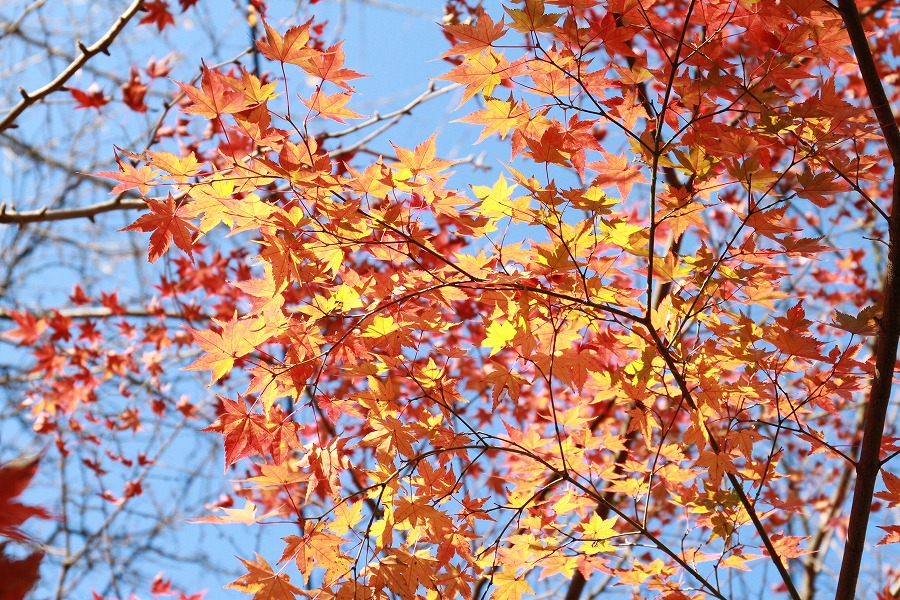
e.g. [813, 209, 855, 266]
[5, 0, 900, 599]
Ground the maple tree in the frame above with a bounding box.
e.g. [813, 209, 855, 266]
[4, 0, 900, 599]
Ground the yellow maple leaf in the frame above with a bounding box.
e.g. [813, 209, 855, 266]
[482, 318, 517, 356]
[580, 514, 618, 555]
[491, 567, 533, 600]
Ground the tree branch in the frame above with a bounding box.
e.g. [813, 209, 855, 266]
[0, 196, 146, 224]
[0, 0, 145, 133]
[833, 3, 900, 597]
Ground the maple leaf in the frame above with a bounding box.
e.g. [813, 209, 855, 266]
[482, 318, 517, 356]
[875, 525, 900, 546]
[226, 553, 301, 600]
[191, 499, 279, 525]
[120, 195, 197, 262]
[69, 85, 108, 110]
[256, 20, 316, 65]
[96, 158, 159, 195]
[438, 49, 511, 107]
[441, 9, 507, 58]
[233, 274, 287, 317]
[177, 63, 247, 119]
[874, 470, 900, 507]
[523, 125, 572, 168]
[762, 533, 812, 565]
[121, 66, 148, 112]
[139, 0, 175, 30]
[491, 567, 533, 600]
[772, 302, 824, 359]
[0, 550, 42, 600]
[145, 54, 174, 79]
[457, 94, 537, 143]
[227, 68, 280, 106]
[0, 456, 51, 542]
[281, 526, 351, 585]
[831, 305, 879, 336]
[185, 315, 266, 383]
[146, 150, 203, 184]
[695, 450, 734, 488]
[376, 548, 441, 599]
[483, 363, 528, 407]
[580, 514, 618, 554]
[504, 0, 563, 33]
[3, 311, 47, 346]
[327, 502, 364, 537]
[301, 91, 365, 123]
[588, 151, 648, 199]
[302, 42, 365, 90]
[202, 396, 271, 468]
[391, 135, 456, 180]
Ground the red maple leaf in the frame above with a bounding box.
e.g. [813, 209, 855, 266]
[0, 550, 42, 600]
[69, 85, 108, 110]
[3, 311, 47, 346]
[0, 456, 51, 542]
[202, 397, 271, 469]
[121, 66, 148, 113]
[120, 195, 197, 262]
[139, 1, 175, 31]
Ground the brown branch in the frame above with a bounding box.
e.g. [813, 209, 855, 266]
[837, 0, 900, 164]
[0, 306, 199, 321]
[0, 196, 146, 224]
[833, 1, 900, 598]
[0, 0, 145, 133]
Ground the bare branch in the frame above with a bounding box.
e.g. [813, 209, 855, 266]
[0, 0, 145, 133]
[0, 196, 145, 224]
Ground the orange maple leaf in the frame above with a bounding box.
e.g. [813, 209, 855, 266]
[191, 499, 279, 525]
[441, 9, 507, 58]
[256, 20, 316, 66]
[763, 533, 812, 566]
[492, 567, 533, 600]
[177, 63, 247, 119]
[875, 470, 900, 507]
[301, 91, 365, 123]
[226, 553, 302, 600]
[876, 525, 900, 546]
[95, 159, 159, 195]
[503, 0, 562, 33]
[456, 94, 538, 143]
[146, 150, 202, 184]
[303, 42, 365, 90]
[185, 315, 266, 383]
[587, 151, 648, 199]
[280, 526, 351, 585]
[202, 396, 270, 468]
[120, 194, 197, 262]
[3, 311, 47, 346]
[391, 135, 457, 180]
[438, 49, 511, 107]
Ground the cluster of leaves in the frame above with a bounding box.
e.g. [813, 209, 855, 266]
[97, 0, 900, 598]
[8, 0, 900, 598]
